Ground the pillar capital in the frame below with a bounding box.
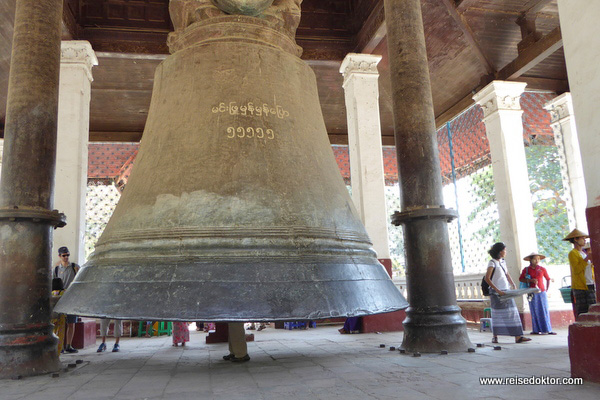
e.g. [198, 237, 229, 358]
[61, 40, 98, 82]
[544, 92, 574, 124]
[340, 53, 382, 85]
[472, 80, 527, 119]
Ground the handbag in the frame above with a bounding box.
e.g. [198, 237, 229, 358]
[519, 267, 531, 289]
[481, 266, 496, 296]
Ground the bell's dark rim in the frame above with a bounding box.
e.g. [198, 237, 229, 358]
[55, 259, 409, 321]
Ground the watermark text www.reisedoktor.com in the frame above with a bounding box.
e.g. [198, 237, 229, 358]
[480, 376, 583, 385]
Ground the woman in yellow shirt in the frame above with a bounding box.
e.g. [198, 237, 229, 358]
[564, 229, 596, 318]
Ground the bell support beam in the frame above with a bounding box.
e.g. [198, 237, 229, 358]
[383, 0, 472, 352]
[0, 0, 65, 379]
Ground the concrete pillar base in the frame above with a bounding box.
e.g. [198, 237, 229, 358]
[569, 304, 600, 383]
[0, 324, 60, 379]
[401, 306, 473, 353]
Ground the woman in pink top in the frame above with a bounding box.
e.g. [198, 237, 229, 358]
[519, 252, 555, 335]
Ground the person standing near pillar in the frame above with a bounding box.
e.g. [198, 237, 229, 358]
[53, 246, 80, 353]
[485, 242, 530, 344]
[97, 319, 122, 352]
[172, 321, 190, 347]
[583, 243, 596, 292]
[519, 252, 555, 335]
[222, 323, 250, 362]
[564, 229, 596, 318]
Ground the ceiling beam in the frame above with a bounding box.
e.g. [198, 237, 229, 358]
[297, 38, 353, 61]
[522, 0, 555, 19]
[61, 2, 78, 39]
[328, 133, 395, 147]
[80, 28, 171, 54]
[496, 26, 562, 80]
[455, 0, 479, 13]
[90, 131, 143, 142]
[95, 52, 168, 61]
[512, 76, 569, 93]
[440, 0, 495, 74]
[354, 0, 386, 54]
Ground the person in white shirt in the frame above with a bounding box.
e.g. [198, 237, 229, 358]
[53, 246, 80, 353]
[484, 242, 530, 344]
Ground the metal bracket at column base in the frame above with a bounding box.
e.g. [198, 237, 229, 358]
[391, 206, 458, 226]
[0, 206, 66, 228]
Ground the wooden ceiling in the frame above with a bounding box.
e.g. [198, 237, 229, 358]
[0, 0, 567, 145]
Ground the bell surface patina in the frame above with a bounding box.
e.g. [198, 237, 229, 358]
[55, 0, 408, 322]
[212, 0, 274, 16]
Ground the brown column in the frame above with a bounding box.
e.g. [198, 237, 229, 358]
[0, 0, 65, 378]
[384, 0, 472, 352]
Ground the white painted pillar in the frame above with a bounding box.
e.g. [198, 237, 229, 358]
[473, 81, 538, 284]
[340, 53, 390, 260]
[557, 0, 600, 383]
[557, 1, 600, 217]
[544, 93, 587, 231]
[53, 41, 97, 264]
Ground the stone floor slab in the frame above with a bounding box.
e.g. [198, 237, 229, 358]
[0, 325, 598, 399]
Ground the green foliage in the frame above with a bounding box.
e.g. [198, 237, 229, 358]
[391, 257, 406, 277]
[466, 165, 500, 245]
[463, 145, 570, 265]
[525, 145, 571, 263]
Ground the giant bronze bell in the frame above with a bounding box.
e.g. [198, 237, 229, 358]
[55, 0, 408, 321]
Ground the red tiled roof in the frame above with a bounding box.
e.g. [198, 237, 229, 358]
[521, 92, 555, 139]
[88, 143, 139, 179]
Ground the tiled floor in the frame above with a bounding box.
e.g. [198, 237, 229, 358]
[1, 325, 598, 400]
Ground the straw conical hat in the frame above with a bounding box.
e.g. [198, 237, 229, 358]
[523, 252, 546, 261]
[563, 228, 589, 241]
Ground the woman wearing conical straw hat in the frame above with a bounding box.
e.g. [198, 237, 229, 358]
[563, 228, 596, 319]
[519, 252, 555, 335]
